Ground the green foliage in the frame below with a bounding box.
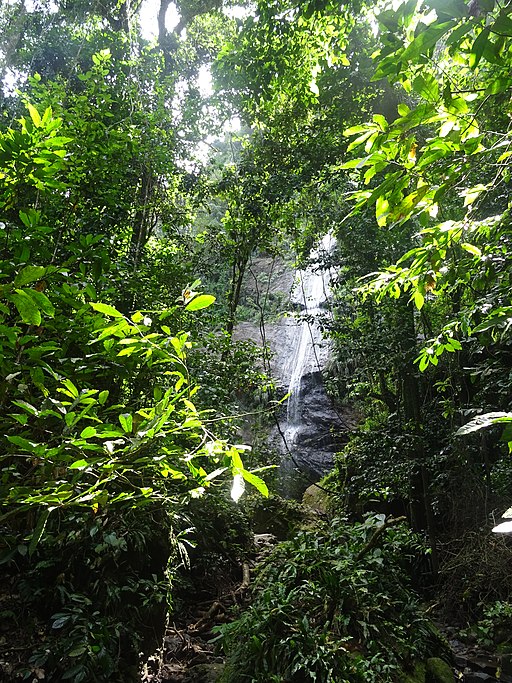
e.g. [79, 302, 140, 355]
[341, 0, 512, 372]
[335, 424, 415, 508]
[462, 601, 512, 649]
[175, 493, 254, 602]
[0, 100, 267, 680]
[5, 508, 174, 682]
[216, 516, 438, 683]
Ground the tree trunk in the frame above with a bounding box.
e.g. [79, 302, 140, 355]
[399, 301, 438, 571]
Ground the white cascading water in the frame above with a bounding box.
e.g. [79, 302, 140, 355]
[279, 234, 335, 484]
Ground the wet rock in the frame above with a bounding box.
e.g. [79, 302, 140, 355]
[454, 653, 469, 669]
[463, 672, 496, 682]
[499, 649, 512, 678]
[278, 369, 353, 479]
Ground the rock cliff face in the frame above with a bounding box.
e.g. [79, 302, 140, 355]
[234, 240, 354, 494]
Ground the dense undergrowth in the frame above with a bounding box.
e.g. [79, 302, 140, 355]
[216, 514, 445, 683]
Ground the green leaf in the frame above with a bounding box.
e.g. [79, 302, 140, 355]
[456, 412, 512, 436]
[376, 195, 390, 227]
[69, 459, 89, 470]
[492, 11, 512, 37]
[241, 469, 269, 497]
[184, 294, 216, 311]
[28, 289, 55, 317]
[27, 103, 42, 127]
[412, 73, 439, 100]
[119, 413, 133, 433]
[372, 114, 388, 130]
[344, 124, 370, 136]
[12, 400, 39, 415]
[80, 426, 97, 438]
[11, 289, 41, 325]
[98, 390, 109, 405]
[402, 21, 456, 61]
[14, 265, 46, 287]
[90, 302, 124, 318]
[418, 353, 429, 371]
[413, 289, 425, 310]
[426, 0, 467, 20]
[469, 26, 490, 68]
[461, 242, 482, 256]
[62, 378, 79, 398]
[447, 338, 462, 350]
[7, 435, 40, 451]
[28, 509, 50, 557]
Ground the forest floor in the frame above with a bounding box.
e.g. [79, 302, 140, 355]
[141, 533, 277, 683]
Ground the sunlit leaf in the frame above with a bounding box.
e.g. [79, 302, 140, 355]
[184, 294, 216, 311]
[90, 302, 124, 318]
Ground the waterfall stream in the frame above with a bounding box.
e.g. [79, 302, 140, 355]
[277, 234, 338, 494]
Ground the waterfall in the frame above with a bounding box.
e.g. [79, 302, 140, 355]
[278, 234, 337, 494]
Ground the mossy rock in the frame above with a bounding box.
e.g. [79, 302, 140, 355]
[425, 657, 455, 683]
[249, 495, 305, 539]
[401, 662, 426, 683]
[302, 482, 332, 514]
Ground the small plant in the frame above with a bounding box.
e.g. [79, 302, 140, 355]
[462, 601, 512, 649]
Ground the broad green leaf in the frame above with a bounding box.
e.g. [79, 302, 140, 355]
[456, 412, 512, 436]
[27, 103, 42, 127]
[90, 302, 124, 318]
[413, 290, 425, 310]
[402, 21, 456, 62]
[344, 124, 370, 136]
[412, 73, 439, 100]
[69, 460, 89, 469]
[426, 0, 467, 20]
[376, 195, 390, 227]
[372, 114, 388, 131]
[7, 435, 40, 451]
[184, 294, 216, 311]
[469, 26, 490, 68]
[14, 265, 46, 287]
[12, 290, 41, 325]
[472, 313, 512, 333]
[461, 242, 482, 256]
[492, 12, 512, 37]
[12, 400, 39, 415]
[98, 390, 109, 405]
[28, 289, 55, 317]
[62, 378, 79, 398]
[119, 413, 133, 433]
[241, 469, 269, 496]
[80, 426, 97, 438]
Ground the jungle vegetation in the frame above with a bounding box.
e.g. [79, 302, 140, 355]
[1, 0, 512, 680]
